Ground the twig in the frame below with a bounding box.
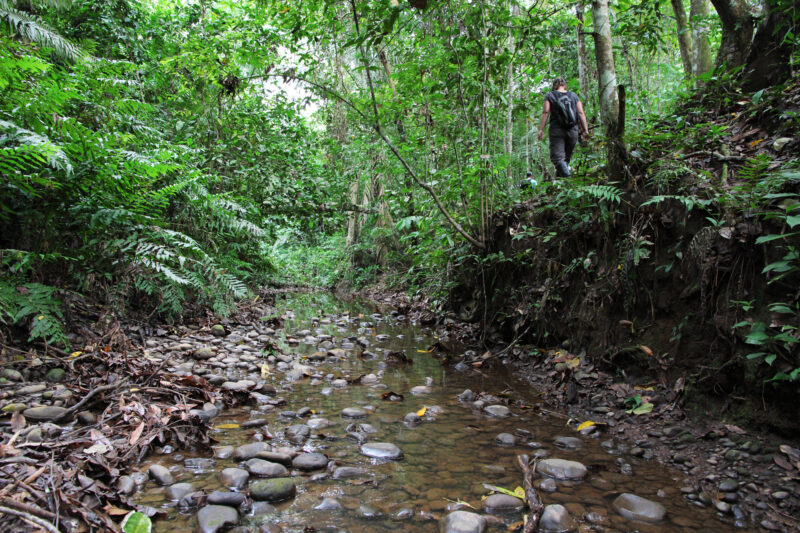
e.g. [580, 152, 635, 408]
[517, 454, 544, 533]
[0, 498, 66, 531]
[53, 381, 128, 423]
[0, 504, 59, 533]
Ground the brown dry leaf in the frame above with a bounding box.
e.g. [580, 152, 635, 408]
[129, 421, 145, 446]
[639, 345, 654, 357]
[102, 503, 129, 516]
[779, 444, 800, 464]
[725, 424, 746, 435]
[10, 411, 25, 432]
[774, 454, 794, 471]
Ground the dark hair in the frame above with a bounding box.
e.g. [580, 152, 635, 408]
[526, 171, 532, 177]
[552, 77, 567, 90]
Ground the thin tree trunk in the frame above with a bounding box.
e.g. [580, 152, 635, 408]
[505, 2, 516, 184]
[591, 0, 627, 182]
[577, 0, 591, 98]
[690, 0, 713, 78]
[671, 0, 694, 79]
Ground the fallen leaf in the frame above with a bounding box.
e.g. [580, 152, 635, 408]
[261, 364, 270, 377]
[69, 351, 82, 358]
[83, 443, 109, 455]
[779, 444, 800, 463]
[725, 424, 746, 435]
[10, 411, 25, 432]
[121, 511, 152, 533]
[774, 454, 794, 471]
[638, 345, 654, 357]
[215, 423, 240, 430]
[577, 421, 595, 431]
[634, 385, 655, 391]
[514, 486, 525, 498]
[749, 138, 765, 147]
[104, 504, 130, 516]
[130, 421, 145, 446]
[416, 406, 427, 417]
[626, 403, 654, 415]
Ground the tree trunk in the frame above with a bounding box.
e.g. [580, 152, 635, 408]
[742, 0, 796, 90]
[592, 0, 627, 182]
[690, 0, 713, 78]
[505, 2, 517, 184]
[710, 0, 755, 69]
[577, 0, 591, 99]
[671, 0, 694, 79]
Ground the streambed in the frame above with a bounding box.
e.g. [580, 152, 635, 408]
[132, 292, 747, 532]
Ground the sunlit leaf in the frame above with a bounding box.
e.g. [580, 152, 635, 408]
[626, 402, 653, 415]
[215, 423, 240, 429]
[576, 421, 595, 431]
[261, 363, 270, 377]
[121, 511, 152, 533]
[416, 406, 427, 416]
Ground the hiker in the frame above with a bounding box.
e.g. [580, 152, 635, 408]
[520, 171, 537, 189]
[537, 77, 589, 178]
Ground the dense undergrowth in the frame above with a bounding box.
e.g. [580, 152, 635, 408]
[447, 73, 800, 434]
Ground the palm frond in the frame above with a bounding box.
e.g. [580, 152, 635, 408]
[1, 0, 89, 63]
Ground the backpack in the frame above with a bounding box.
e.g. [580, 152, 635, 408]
[551, 91, 577, 128]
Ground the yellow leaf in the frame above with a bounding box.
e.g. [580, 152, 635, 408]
[310, 409, 316, 414]
[514, 486, 525, 498]
[69, 351, 82, 358]
[634, 385, 655, 391]
[261, 364, 269, 377]
[215, 423, 240, 429]
[416, 406, 427, 416]
[565, 357, 580, 369]
[749, 138, 764, 147]
[417, 349, 432, 353]
[577, 421, 595, 431]
[37, 315, 44, 320]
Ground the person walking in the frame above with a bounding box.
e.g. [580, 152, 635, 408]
[537, 77, 589, 178]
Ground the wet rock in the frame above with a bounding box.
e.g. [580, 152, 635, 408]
[177, 491, 205, 512]
[2, 403, 27, 413]
[208, 491, 246, 506]
[612, 493, 666, 523]
[254, 451, 293, 466]
[234, 442, 270, 460]
[404, 412, 422, 425]
[306, 418, 329, 430]
[553, 436, 582, 450]
[249, 478, 296, 502]
[222, 380, 255, 392]
[458, 389, 475, 402]
[441, 510, 486, 533]
[250, 501, 278, 515]
[719, 478, 739, 492]
[77, 411, 97, 425]
[292, 452, 328, 471]
[536, 459, 587, 481]
[332, 466, 370, 479]
[44, 368, 66, 382]
[483, 494, 524, 513]
[165, 482, 194, 501]
[241, 418, 268, 428]
[285, 424, 310, 442]
[483, 405, 510, 418]
[537, 478, 558, 492]
[496, 433, 516, 446]
[410, 385, 432, 395]
[215, 446, 234, 460]
[539, 504, 576, 532]
[210, 325, 226, 337]
[184, 458, 215, 472]
[357, 504, 382, 518]
[361, 374, 379, 384]
[118, 476, 136, 495]
[193, 346, 216, 359]
[16, 384, 46, 395]
[314, 497, 343, 511]
[361, 442, 403, 460]
[197, 505, 238, 533]
[148, 464, 173, 486]
[23, 406, 68, 422]
[245, 459, 289, 478]
[219, 468, 249, 489]
[1, 368, 23, 381]
[394, 508, 414, 520]
[297, 406, 312, 417]
[342, 407, 368, 419]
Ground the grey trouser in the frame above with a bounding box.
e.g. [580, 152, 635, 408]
[549, 125, 579, 166]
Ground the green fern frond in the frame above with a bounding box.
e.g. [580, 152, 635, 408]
[0, 119, 73, 174]
[0, 1, 90, 63]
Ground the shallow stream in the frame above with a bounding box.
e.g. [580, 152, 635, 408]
[134, 292, 747, 532]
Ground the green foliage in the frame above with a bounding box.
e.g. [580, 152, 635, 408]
[0, 278, 67, 346]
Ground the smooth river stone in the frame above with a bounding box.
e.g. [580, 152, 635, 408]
[360, 442, 403, 460]
[483, 405, 510, 418]
[244, 459, 289, 478]
[196, 505, 238, 533]
[612, 493, 667, 523]
[307, 418, 330, 430]
[292, 452, 329, 471]
[553, 436, 582, 450]
[148, 464, 174, 485]
[165, 482, 194, 501]
[539, 504, 577, 533]
[249, 478, 296, 502]
[233, 442, 270, 460]
[219, 468, 249, 489]
[441, 510, 487, 533]
[483, 493, 524, 513]
[332, 466, 370, 479]
[536, 459, 588, 481]
[22, 406, 68, 421]
[342, 407, 368, 418]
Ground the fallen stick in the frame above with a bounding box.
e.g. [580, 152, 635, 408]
[54, 381, 128, 423]
[0, 497, 67, 531]
[0, 504, 59, 533]
[517, 454, 544, 533]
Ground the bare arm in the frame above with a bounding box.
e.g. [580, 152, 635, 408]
[576, 100, 589, 136]
[537, 99, 550, 140]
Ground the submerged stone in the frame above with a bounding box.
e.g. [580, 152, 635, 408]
[196, 505, 238, 533]
[536, 459, 587, 481]
[249, 477, 296, 502]
[539, 504, 577, 532]
[360, 442, 403, 460]
[612, 493, 667, 523]
[441, 511, 486, 533]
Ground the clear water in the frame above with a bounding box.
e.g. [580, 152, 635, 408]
[136, 292, 748, 532]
